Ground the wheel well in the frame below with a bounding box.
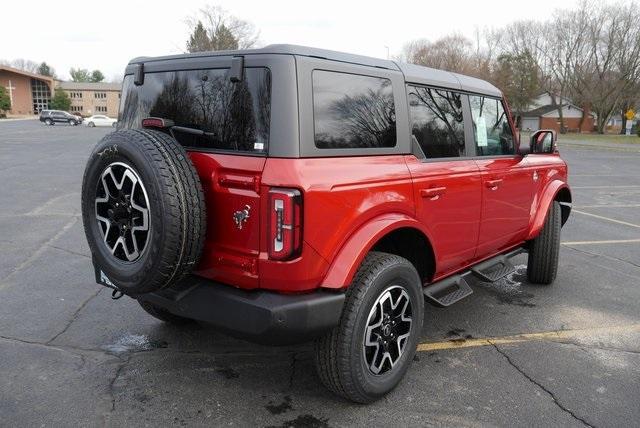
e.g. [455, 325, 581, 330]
[371, 227, 435, 283]
[555, 187, 572, 225]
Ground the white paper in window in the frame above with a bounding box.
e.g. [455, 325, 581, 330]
[476, 117, 488, 147]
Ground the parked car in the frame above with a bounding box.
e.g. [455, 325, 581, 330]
[39, 110, 82, 126]
[84, 115, 117, 127]
[80, 45, 571, 403]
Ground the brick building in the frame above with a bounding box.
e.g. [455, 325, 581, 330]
[0, 65, 55, 115]
[520, 92, 595, 133]
[58, 81, 121, 118]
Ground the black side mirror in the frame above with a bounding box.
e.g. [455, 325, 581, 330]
[530, 129, 557, 154]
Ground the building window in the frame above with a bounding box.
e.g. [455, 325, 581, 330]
[31, 79, 51, 113]
[70, 92, 83, 99]
[95, 92, 107, 99]
[95, 106, 107, 113]
[70, 106, 83, 113]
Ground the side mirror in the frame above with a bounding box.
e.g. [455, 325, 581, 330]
[530, 129, 557, 154]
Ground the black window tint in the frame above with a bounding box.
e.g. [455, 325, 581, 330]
[119, 68, 271, 154]
[408, 86, 465, 158]
[313, 70, 396, 149]
[469, 95, 514, 156]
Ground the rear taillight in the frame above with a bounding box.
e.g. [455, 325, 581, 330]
[268, 188, 302, 260]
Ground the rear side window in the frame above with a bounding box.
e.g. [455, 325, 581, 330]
[469, 95, 514, 156]
[119, 68, 271, 154]
[313, 70, 396, 149]
[408, 85, 465, 158]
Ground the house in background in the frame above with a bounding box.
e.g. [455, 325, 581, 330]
[520, 92, 594, 133]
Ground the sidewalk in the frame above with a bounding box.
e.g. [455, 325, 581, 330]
[0, 116, 38, 122]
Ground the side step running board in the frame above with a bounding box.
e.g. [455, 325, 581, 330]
[471, 248, 525, 282]
[423, 274, 473, 307]
[423, 248, 526, 307]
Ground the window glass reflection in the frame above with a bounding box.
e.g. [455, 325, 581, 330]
[408, 86, 465, 158]
[313, 70, 396, 149]
[119, 68, 271, 154]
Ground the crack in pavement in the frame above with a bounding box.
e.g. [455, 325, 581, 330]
[564, 246, 640, 280]
[288, 353, 297, 389]
[553, 340, 640, 356]
[0, 216, 78, 290]
[47, 287, 103, 345]
[108, 357, 131, 412]
[47, 244, 91, 259]
[566, 245, 640, 271]
[491, 342, 595, 428]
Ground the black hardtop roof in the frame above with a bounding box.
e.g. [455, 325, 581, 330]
[129, 44, 501, 97]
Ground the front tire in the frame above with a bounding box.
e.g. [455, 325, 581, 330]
[88, 122, 95, 127]
[314, 252, 424, 403]
[527, 201, 561, 284]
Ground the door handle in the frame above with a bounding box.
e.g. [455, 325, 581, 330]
[485, 179, 503, 190]
[420, 186, 447, 199]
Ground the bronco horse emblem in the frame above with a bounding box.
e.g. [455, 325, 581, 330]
[233, 205, 251, 230]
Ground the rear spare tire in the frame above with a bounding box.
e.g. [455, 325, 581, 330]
[81, 129, 206, 295]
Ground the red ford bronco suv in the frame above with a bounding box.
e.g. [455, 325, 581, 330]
[81, 45, 571, 403]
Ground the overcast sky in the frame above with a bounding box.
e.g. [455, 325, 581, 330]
[4, 0, 584, 81]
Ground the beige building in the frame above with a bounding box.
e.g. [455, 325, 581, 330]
[58, 81, 121, 118]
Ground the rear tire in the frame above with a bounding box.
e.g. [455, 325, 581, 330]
[138, 300, 192, 325]
[314, 252, 424, 403]
[527, 201, 561, 285]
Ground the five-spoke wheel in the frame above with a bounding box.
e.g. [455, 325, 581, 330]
[95, 162, 150, 262]
[363, 285, 413, 375]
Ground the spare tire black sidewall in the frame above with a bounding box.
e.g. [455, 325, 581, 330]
[82, 133, 165, 294]
[81, 128, 208, 295]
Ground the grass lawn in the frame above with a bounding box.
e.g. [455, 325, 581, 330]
[557, 132, 640, 144]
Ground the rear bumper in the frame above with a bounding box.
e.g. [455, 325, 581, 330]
[137, 276, 345, 345]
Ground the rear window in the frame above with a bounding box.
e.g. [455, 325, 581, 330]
[119, 68, 271, 154]
[408, 85, 466, 158]
[312, 70, 396, 149]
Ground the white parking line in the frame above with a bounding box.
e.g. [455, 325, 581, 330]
[562, 239, 640, 245]
[571, 185, 640, 189]
[574, 204, 640, 208]
[572, 209, 640, 229]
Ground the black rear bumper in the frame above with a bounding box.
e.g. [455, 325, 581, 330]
[137, 276, 345, 345]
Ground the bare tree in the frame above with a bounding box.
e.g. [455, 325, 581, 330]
[186, 5, 260, 52]
[6, 58, 40, 73]
[580, 2, 640, 133]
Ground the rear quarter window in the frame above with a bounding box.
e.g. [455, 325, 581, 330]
[312, 70, 396, 149]
[118, 68, 271, 154]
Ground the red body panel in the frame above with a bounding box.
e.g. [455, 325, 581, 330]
[404, 156, 482, 278]
[474, 157, 534, 258]
[188, 149, 568, 293]
[189, 152, 265, 289]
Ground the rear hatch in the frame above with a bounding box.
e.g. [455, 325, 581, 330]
[118, 59, 272, 288]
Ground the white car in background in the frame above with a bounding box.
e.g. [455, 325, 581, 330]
[84, 115, 117, 127]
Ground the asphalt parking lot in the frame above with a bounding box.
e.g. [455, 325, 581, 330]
[1, 119, 639, 427]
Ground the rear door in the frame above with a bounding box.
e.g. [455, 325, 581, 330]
[405, 85, 482, 278]
[118, 59, 273, 288]
[469, 95, 535, 257]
